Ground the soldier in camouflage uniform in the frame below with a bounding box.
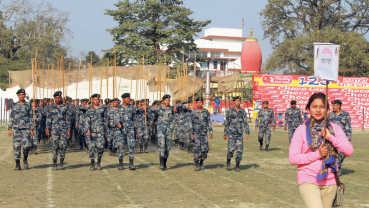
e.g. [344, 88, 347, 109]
[65, 97, 75, 145]
[224, 96, 250, 172]
[136, 99, 150, 153]
[191, 97, 212, 171]
[8, 89, 34, 170]
[86, 94, 107, 171]
[150, 100, 159, 144]
[184, 101, 194, 153]
[255, 101, 275, 151]
[284, 100, 304, 144]
[30, 99, 42, 154]
[116, 93, 136, 170]
[175, 100, 186, 150]
[328, 100, 352, 176]
[152, 94, 177, 170]
[46, 91, 71, 170]
[172, 100, 181, 147]
[104, 99, 114, 154]
[76, 99, 88, 150]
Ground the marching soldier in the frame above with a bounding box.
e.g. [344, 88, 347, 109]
[136, 99, 150, 153]
[76, 99, 88, 150]
[284, 100, 303, 144]
[46, 91, 71, 170]
[86, 94, 107, 171]
[176, 100, 186, 150]
[224, 96, 249, 172]
[191, 97, 212, 171]
[30, 99, 42, 154]
[152, 94, 176, 170]
[184, 101, 194, 153]
[328, 100, 352, 176]
[8, 89, 34, 170]
[255, 101, 275, 151]
[116, 93, 136, 170]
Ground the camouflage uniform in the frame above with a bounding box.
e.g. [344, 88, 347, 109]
[255, 108, 275, 146]
[85, 105, 107, 159]
[8, 101, 34, 160]
[46, 103, 70, 159]
[224, 108, 250, 162]
[116, 104, 136, 159]
[153, 105, 176, 158]
[284, 107, 303, 143]
[328, 111, 352, 168]
[184, 108, 194, 150]
[105, 106, 122, 155]
[76, 105, 88, 148]
[192, 108, 212, 162]
[135, 108, 150, 145]
[67, 104, 76, 143]
[40, 106, 47, 143]
[32, 106, 43, 149]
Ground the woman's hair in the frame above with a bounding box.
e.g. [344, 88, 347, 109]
[305, 92, 329, 110]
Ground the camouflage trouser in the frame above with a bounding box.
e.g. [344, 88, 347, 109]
[158, 126, 172, 158]
[89, 132, 105, 159]
[137, 126, 149, 145]
[78, 127, 86, 146]
[258, 126, 271, 145]
[184, 125, 193, 147]
[227, 133, 243, 162]
[31, 126, 41, 147]
[118, 128, 135, 159]
[51, 129, 68, 159]
[106, 129, 114, 149]
[193, 134, 209, 162]
[177, 127, 186, 143]
[13, 129, 30, 160]
[337, 151, 346, 168]
[288, 127, 297, 143]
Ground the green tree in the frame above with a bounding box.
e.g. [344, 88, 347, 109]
[103, 0, 211, 66]
[260, 0, 369, 77]
[85, 51, 101, 66]
[0, 56, 27, 89]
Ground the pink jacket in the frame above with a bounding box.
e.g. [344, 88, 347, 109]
[289, 123, 353, 185]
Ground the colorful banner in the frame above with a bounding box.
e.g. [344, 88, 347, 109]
[252, 74, 368, 129]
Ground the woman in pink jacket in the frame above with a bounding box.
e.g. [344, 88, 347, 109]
[289, 92, 353, 208]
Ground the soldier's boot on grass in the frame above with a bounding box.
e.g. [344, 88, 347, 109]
[139, 144, 143, 153]
[265, 145, 269, 152]
[109, 148, 113, 156]
[195, 161, 201, 171]
[90, 159, 95, 171]
[23, 155, 29, 170]
[59, 158, 65, 170]
[129, 158, 136, 170]
[181, 142, 185, 150]
[53, 159, 58, 171]
[175, 139, 179, 145]
[97, 157, 102, 170]
[259, 143, 263, 151]
[200, 160, 204, 170]
[118, 159, 123, 170]
[235, 161, 240, 172]
[113, 148, 118, 157]
[144, 144, 148, 153]
[163, 158, 167, 170]
[159, 157, 164, 170]
[14, 160, 21, 171]
[187, 145, 191, 153]
[226, 158, 231, 171]
[33, 146, 38, 154]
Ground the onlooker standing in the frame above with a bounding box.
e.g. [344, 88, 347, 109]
[214, 97, 221, 115]
[328, 100, 352, 176]
[289, 93, 353, 208]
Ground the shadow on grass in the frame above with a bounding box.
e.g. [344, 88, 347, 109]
[32, 163, 53, 169]
[342, 168, 355, 176]
[204, 163, 225, 169]
[240, 163, 259, 170]
[67, 163, 92, 169]
[266, 148, 281, 151]
[168, 162, 194, 170]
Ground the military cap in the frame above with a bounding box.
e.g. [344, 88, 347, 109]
[53, 91, 62, 97]
[104, 98, 110, 104]
[332, 100, 342, 105]
[291, 100, 297, 105]
[152, 101, 158, 105]
[30, 99, 34, 103]
[88, 101, 91, 104]
[233, 96, 241, 101]
[263, 101, 269, 104]
[35, 99, 40, 102]
[196, 97, 204, 102]
[176, 100, 181, 104]
[162, 94, 171, 101]
[16, 89, 25, 94]
[91, 94, 100, 99]
[111, 98, 119, 102]
[121, 93, 130, 98]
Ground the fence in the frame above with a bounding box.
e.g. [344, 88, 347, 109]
[0, 98, 10, 127]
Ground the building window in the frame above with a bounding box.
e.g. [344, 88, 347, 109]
[214, 61, 218, 70]
[220, 61, 225, 71]
[211, 52, 221, 58]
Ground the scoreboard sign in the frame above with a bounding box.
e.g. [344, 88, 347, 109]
[252, 74, 369, 129]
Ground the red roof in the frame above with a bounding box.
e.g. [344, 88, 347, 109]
[201, 35, 247, 41]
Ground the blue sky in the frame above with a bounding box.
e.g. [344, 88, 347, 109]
[44, 0, 271, 63]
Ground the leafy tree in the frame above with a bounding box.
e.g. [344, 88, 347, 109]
[0, 56, 27, 89]
[260, 0, 369, 77]
[104, 0, 211, 66]
[85, 51, 101, 66]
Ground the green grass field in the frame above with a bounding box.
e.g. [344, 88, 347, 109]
[0, 125, 368, 208]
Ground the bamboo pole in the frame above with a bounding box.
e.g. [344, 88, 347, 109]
[135, 61, 139, 102]
[62, 57, 65, 99]
[32, 58, 36, 127]
[130, 65, 133, 96]
[118, 65, 124, 97]
[163, 57, 167, 95]
[76, 65, 79, 99]
[57, 58, 59, 91]
[100, 65, 103, 97]
[90, 54, 92, 99]
[157, 61, 161, 100]
[177, 67, 179, 101]
[144, 65, 147, 125]
[47, 64, 49, 98]
[185, 61, 188, 102]
[52, 64, 55, 94]
[113, 49, 116, 98]
[66, 62, 71, 97]
[107, 59, 109, 99]
[38, 63, 41, 99]
[193, 55, 196, 104]
[42, 59, 45, 98]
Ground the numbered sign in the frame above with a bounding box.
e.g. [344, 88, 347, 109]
[314, 43, 340, 82]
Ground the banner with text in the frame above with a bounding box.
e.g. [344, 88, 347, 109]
[252, 74, 368, 129]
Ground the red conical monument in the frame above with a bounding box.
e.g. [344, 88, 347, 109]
[241, 28, 262, 73]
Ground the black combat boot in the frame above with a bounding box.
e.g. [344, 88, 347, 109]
[97, 157, 102, 170]
[265, 145, 269, 151]
[90, 159, 95, 171]
[226, 158, 231, 171]
[195, 161, 201, 171]
[259, 141, 263, 150]
[33, 146, 38, 154]
[187, 145, 191, 153]
[181, 142, 185, 150]
[144, 143, 148, 153]
[175, 139, 179, 145]
[53, 159, 58, 170]
[29, 146, 33, 155]
[113, 148, 118, 157]
[139, 144, 143, 153]
[163, 158, 167, 170]
[79, 143, 83, 149]
[109, 148, 113, 156]
[14, 160, 21, 171]
[59, 158, 65, 170]
[23, 155, 29, 170]
[129, 158, 136, 170]
[159, 157, 164, 170]
[200, 160, 204, 170]
[235, 161, 240, 172]
[118, 159, 123, 170]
